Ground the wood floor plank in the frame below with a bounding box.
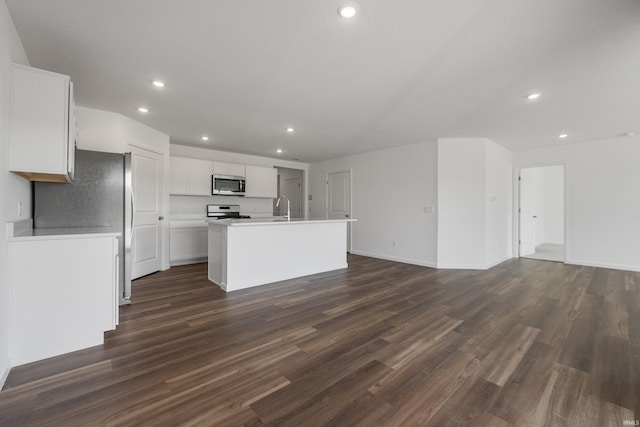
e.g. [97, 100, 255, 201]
[1, 256, 639, 426]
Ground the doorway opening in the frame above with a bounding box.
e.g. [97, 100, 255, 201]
[326, 170, 352, 252]
[274, 167, 304, 219]
[518, 165, 565, 262]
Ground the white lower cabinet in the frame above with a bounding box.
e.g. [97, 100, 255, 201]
[8, 234, 119, 366]
[170, 224, 208, 265]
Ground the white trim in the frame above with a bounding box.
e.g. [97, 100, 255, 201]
[436, 263, 488, 270]
[485, 255, 513, 269]
[438, 255, 512, 270]
[350, 250, 437, 269]
[565, 259, 640, 273]
[126, 140, 166, 156]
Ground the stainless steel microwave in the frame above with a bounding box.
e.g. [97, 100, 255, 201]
[212, 174, 245, 196]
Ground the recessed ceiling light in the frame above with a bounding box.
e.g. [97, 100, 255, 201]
[338, 4, 357, 18]
[276, 149, 283, 154]
[138, 107, 149, 113]
[526, 93, 541, 100]
[286, 127, 294, 133]
[152, 80, 165, 88]
[201, 136, 209, 141]
[558, 133, 568, 139]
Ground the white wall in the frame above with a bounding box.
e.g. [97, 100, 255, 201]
[169, 144, 308, 219]
[438, 138, 513, 269]
[484, 141, 513, 267]
[514, 137, 640, 271]
[543, 165, 564, 244]
[437, 139, 486, 268]
[309, 141, 438, 267]
[437, 138, 512, 269]
[0, 0, 30, 387]
[75, 106, 125, 152]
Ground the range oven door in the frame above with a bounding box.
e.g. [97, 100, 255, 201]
[212, 175, 245, 196]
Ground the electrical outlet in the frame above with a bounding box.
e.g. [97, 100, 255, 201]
[392, 240, 397, 247]
[18, 201, 22, 217]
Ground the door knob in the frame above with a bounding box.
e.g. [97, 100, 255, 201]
[345, 214, 349, 218]
[159, 216, 165, 221]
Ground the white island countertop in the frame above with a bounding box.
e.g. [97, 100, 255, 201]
[208, 217, 356, 227]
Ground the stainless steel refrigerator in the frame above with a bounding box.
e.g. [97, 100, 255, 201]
[33, 149, 133, 305]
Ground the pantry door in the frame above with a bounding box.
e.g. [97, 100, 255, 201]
[327, 170, 352, 251]
[131, 145, 164, 279]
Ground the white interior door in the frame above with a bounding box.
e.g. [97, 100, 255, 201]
[327, 171, 351, 251]
[131, 146, 164, 279]
[519, 169, 536, 257]
[281, 177, 302, 218]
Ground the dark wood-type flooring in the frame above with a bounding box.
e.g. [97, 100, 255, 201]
[2, 255, 640, 426]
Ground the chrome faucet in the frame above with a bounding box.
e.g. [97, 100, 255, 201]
[276, 195, 290, 220]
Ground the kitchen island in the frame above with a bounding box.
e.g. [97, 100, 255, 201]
[208, 218, 355, 292]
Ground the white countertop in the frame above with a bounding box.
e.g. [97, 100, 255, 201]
[9, 226, 121, 241]
[208, 217, 356, 227]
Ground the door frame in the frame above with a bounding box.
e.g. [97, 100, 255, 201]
[275, 167, 304, 218]
[513, 162, 568, 262]
[325, 169, 353, 252]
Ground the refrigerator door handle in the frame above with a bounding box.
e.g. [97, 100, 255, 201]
[123, 152, 133, 303]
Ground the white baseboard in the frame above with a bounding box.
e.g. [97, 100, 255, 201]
[565, 259, 640, 272]
[485, 256, 513, 269]
[169, 258, 207, 267]
[349, 250, 437, 268]
[436, 262, 487, 270]
[437, 255, 512, 270]
[0, 360, 10, 390]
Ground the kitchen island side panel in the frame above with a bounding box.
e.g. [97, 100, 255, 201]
[208, 221, 348, 292]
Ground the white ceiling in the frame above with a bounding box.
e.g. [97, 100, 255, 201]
[6, 0, 640, 162]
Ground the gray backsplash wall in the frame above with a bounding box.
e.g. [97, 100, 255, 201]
[170, 195, 274, 218]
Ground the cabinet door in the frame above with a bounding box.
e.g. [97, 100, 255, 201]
[169, 157, 190, 195]
[245, 165, 277, 198]
[194, 228, 209, 258]
[9, 64, 71, 181]
[189, 159, 214, 196]
[170, 228, 195, 261]
[213, 161, 245, 177]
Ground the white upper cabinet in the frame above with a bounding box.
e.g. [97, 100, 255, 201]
[213, 161, 245, 177]
[170, 156, 214, 196]
[9, 64, 76, 183]
[169, 157, 189, 194]
[170, 156, 278, 199]
[189, 159, 215, 195]
[244, 165, 277, 198]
